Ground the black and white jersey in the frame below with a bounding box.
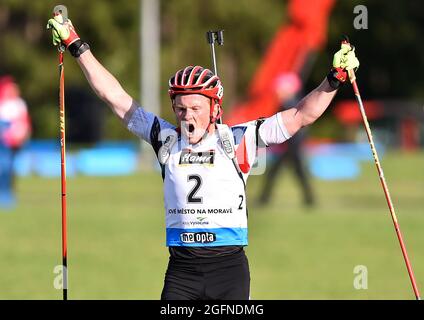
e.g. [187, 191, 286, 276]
[127, 105, 291, 249]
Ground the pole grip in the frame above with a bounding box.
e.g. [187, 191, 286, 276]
[53, 5, 68, 52]
[53, 5, 68, 22]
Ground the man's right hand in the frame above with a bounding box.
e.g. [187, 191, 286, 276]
[46, 14, 80, 48]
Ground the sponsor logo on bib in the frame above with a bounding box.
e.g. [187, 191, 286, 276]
[179, 149, 215, 165]
[180, 232, 216, 244]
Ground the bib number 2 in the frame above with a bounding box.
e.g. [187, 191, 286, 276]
[187, 175, 203, 203]
[238, 195, 244, 210]
[186, 175, 244, 209]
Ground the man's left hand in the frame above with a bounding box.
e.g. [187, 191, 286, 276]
[327, 40, 360, 88]
[333, 42, 360, 71]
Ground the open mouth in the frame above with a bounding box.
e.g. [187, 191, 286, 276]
[188, 124, 195, 133]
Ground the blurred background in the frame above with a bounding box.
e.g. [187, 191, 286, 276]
[0, 0, 423, 299]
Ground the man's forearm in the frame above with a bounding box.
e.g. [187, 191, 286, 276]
[297, 78, 337, 126]
[280, 77, 338, 136]
[77, 50, 133, 121]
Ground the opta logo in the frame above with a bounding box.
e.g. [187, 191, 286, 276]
[179, 149, 215, 165]
[180, 232, 216, 244]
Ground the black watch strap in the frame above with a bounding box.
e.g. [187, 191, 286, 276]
[68, 40, 90, 58]
[326, 68, 344, 90]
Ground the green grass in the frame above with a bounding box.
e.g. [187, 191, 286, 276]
[0, 150, 423, 300]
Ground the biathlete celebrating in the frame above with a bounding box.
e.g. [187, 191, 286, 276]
[47, 13, 359, 300]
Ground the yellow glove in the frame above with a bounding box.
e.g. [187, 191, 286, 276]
[47, 13, 90, 57]
[333, 43, 360, 70]
[47, 14, 80, 48]
[327, 38, 360, 89]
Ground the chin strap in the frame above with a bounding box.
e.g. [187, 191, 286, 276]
[208, 99, 223, 130]
[198, 99, 223, 142]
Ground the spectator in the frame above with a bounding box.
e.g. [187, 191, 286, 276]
[0, 76, 32, 208]
[258, 72, 315, 207]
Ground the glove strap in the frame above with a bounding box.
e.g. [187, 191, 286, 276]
[327, 67, 347, 90]
[68, 40, 90, 58]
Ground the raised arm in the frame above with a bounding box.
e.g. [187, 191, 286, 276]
[47, 13, 136, 123]
[281, 78, 337, 136]
[76, 51, 134, 122]
[281, 41, 360, 136]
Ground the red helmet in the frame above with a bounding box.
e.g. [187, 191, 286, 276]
[168, 66, 224, 106]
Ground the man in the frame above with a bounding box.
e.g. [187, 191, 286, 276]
[0, 76, 31, 209]
[258, 72, 315, 207]
[47, 14, 359, 300]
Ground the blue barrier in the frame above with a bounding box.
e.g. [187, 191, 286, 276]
[307, 142, 385, 161]
[32, 151, 77, 178]
[94, 140, 139, 151]
[309, 155, 360, 180]
[13, 150, 32, 177]
[25, 140, 60, 152]
[10, 139, 385, 180]
[10, 140, 384, 179]
[10, 140, 139, 177]
[306, 142, 386, 180]
[76, 148, 138, 176]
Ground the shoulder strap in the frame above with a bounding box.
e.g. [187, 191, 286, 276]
[216, 123, 245, 187]
[158, 131, 178, 165]
[216, 123, 236, 160]
[255, 117, 266, 149]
